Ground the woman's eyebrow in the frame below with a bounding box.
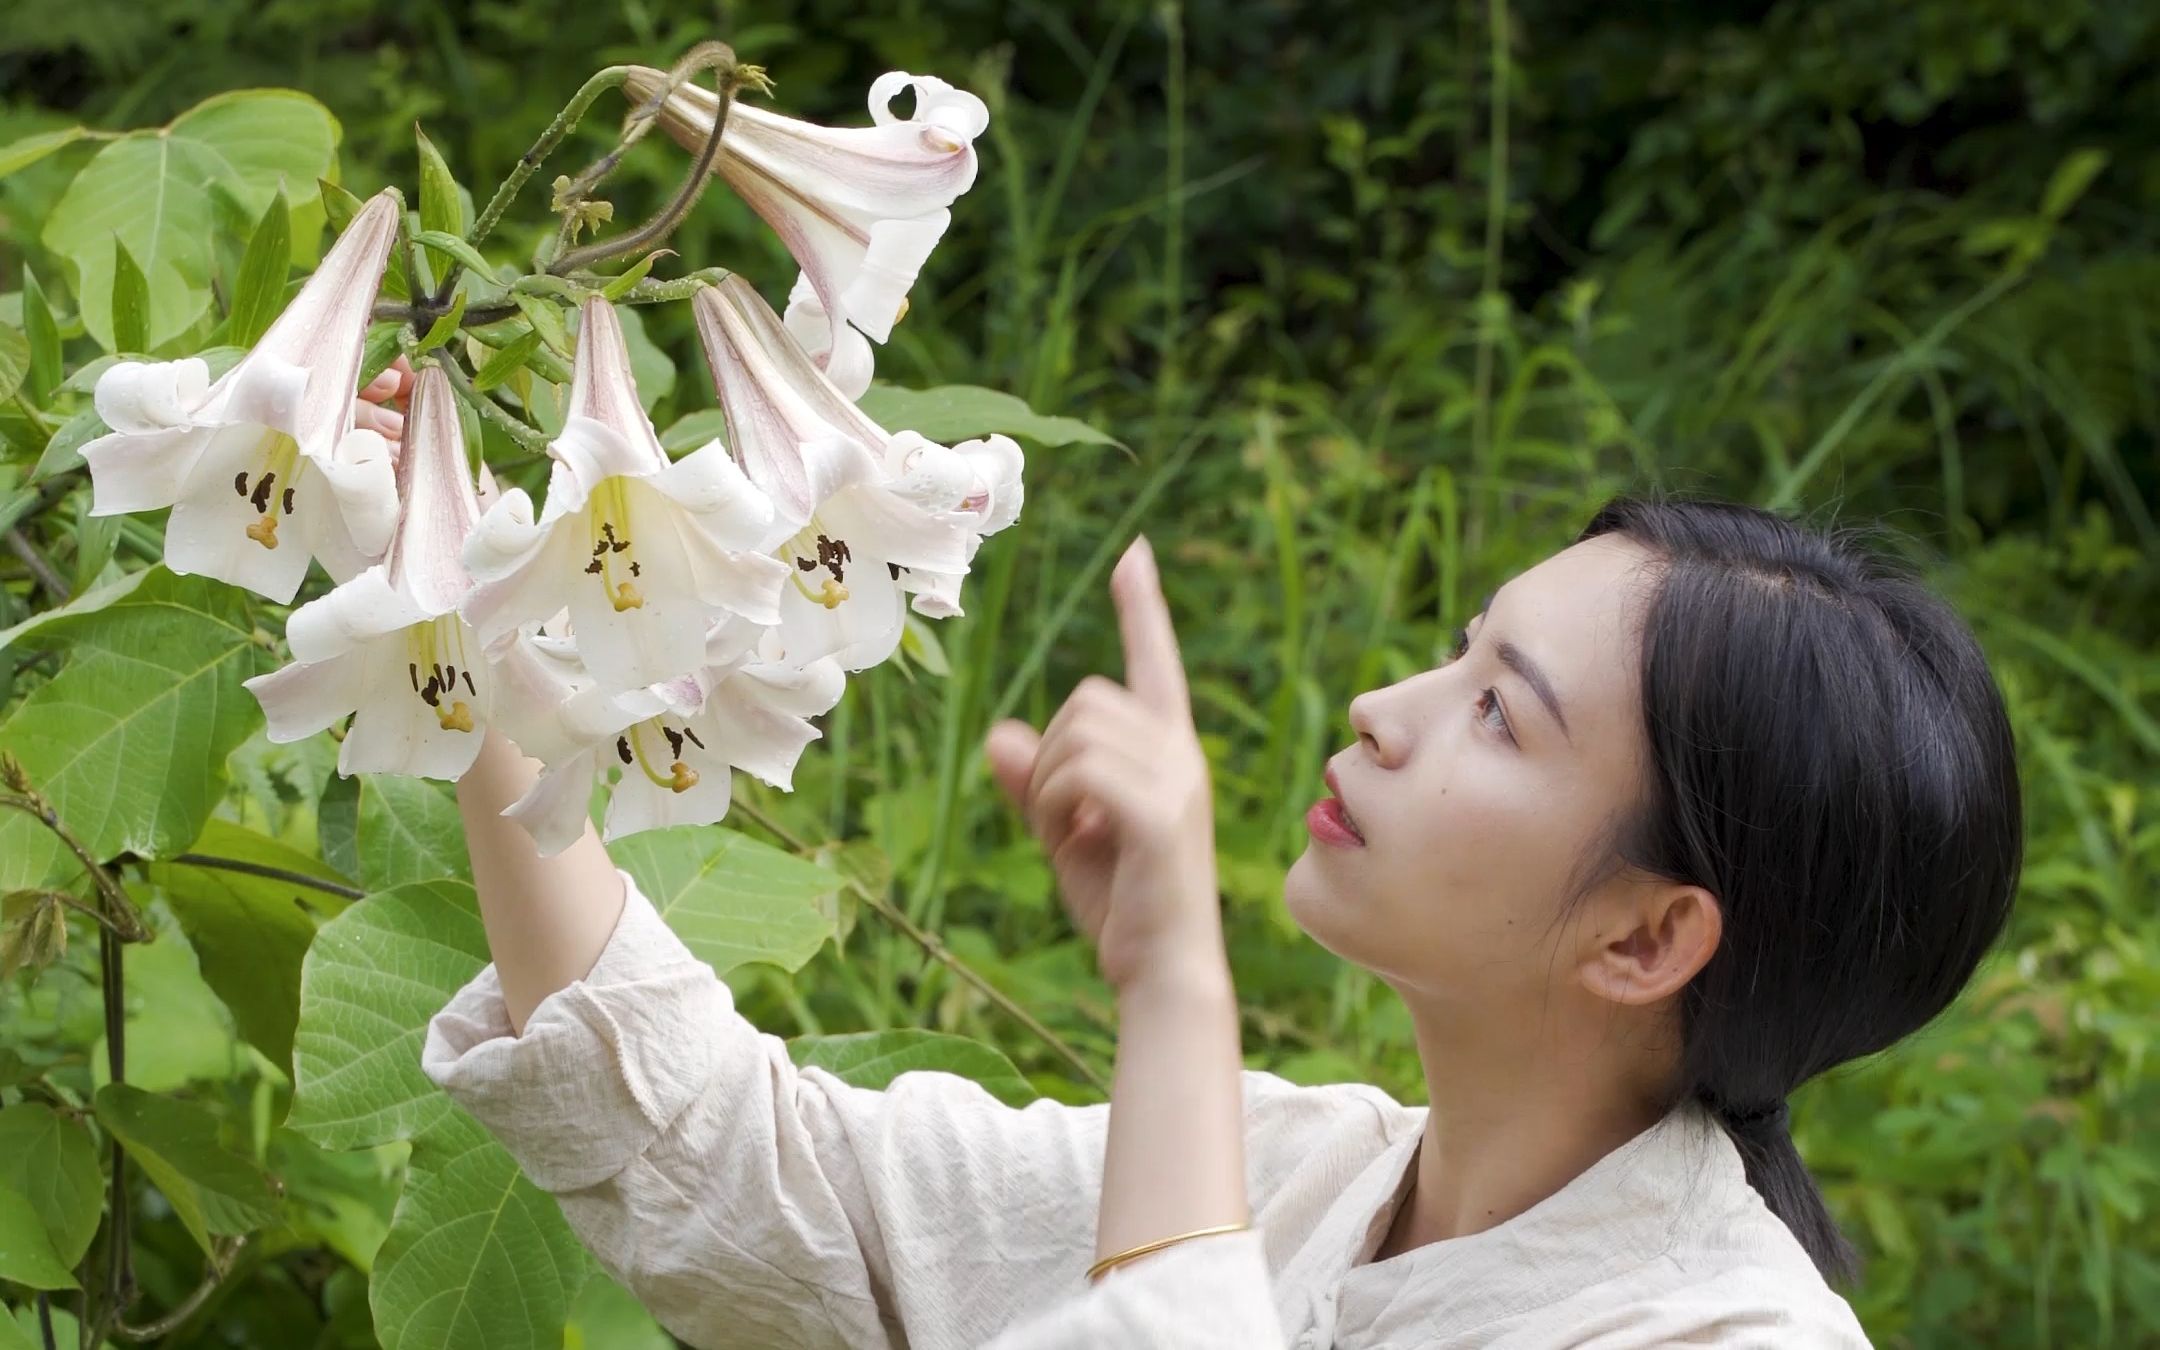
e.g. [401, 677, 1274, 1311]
[1495, 638, 1571, 740]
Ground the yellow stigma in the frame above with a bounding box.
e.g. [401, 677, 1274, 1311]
[611, 580, 645, 611]
[246, 514, 280, 549]
[668, 761, 698, 793]
[436, 700, 474, 733]
[814, 579, 847, 609]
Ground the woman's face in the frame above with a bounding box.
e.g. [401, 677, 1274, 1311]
[1284, 534, 1660, 1009]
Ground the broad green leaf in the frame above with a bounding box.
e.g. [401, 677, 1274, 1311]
[226, 192, 292, 349]
[92, 1084, 279, 1256]
[369, 1111, 587, 1350]
[0, 1184, 76, 1290]
[0, 565, 148, 655]
[288, 879, 484, 1150]
[318, 774, 470, 892]
[147, 818, 354, 1070]
[0, 1104, 103, 1266]
[0, 326, 26, 406]
[610, 825, 838, 976]
[856, 382, 1117, 448]
[28, 408, 105, 485]
[0, 126, 88, 180]
[413, 230, 491, 282]
[659, 408, 727, 454]
[564, 1273, 674, 1350]
[788, 1029, 1039, 1107]
[43, 90, 341, 350]
[108, 239, 148, 355]
[0, 567, 269, 890]
[20, 267, 61, 405]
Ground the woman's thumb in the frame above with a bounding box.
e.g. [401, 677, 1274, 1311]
[983, 719, 1040, 810]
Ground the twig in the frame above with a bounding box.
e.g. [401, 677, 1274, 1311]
[729, 797, 1109, 1093]
[168, 854, 365, 902]
[0, 767, 151, 944]
[112, 1236, 246, 1342]
[87, 916, 133, 1346]
[6, 528, 71, 603]
[548, 45, 740, 276]
[455, 65, 634, 291]
[34, 1293, 53, 1350]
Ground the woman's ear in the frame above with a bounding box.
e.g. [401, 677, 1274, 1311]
[1576, 879, 1722, 1007]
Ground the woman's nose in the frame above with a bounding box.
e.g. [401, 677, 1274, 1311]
[1347, 688, 1401, 768]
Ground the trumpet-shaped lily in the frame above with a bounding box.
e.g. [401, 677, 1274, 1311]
[692, 275, 982, 669]
[81, 190, 404, 603]
[894, 433, 1026, 619]
[625, 64, 989, 377]
[491, 620, 846, 857]
[460, 296, 790, 694]
[243, 366, 492, 778]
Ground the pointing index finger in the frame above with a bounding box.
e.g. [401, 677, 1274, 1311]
[1112, 534, 1190, 720]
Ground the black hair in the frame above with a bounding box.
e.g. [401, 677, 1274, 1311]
[1578, 496, 2022, 1283]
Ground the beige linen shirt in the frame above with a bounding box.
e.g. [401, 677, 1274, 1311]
[421, 868, 1870, 1348]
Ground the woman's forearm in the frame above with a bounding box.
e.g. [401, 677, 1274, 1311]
[455, 725, 626, 1032]
[1093, 938, 1249, 1271]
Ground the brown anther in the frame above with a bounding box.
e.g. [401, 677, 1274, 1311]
[617, 736, 634, 765]
[584, 559, 604, 575]
[681, 726, 706, 750]
[234, 471, 250, 497]
[281, 486, 295, 515]
[250, 472, 276, 513]
[409, 662, 421, 691]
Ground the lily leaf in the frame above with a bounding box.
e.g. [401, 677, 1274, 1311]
[93, 1083, 281, 1256]
[0, 1104, 104, 1267]
[856, 382, 1118, 448]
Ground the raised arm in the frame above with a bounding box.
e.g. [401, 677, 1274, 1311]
[453, 724, 625, 1031]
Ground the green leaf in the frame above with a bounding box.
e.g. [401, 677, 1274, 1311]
[318, 773, 470, 892]
[0, 126, 88, 180]
[28, 409, 107, 485]
[225, 192, 293, 349]
[92, 1084, 279, 1256]
[0, 566, 270, 891]
[0, 325, 27, 406]
[43, 91, 341, 351]
[0, 1307, 38, 1350]
[318, 178, 365, 236]
[288, 879, 484, 1149]
[2040, 148, 2109, 222]
[0, 1183, 76, 1290]
[472, 328, 543, 394]
[597, 250, 665, 301]
[610, 825, 838, 976]
[0, 1104, 103, 1266]
[788, 1029, 1040, 1108]
[564, 1273, 674, 1350]
[659, 408, 727, 455]
[369, 1111, 588, 1350]
[67, 494, 119, 596]
[414, 290, 467, 356]
[108, 238, 148, 355]
[20, 267, 62, 405]
[360, 321, 404, 389]
[412, 231, 492, 283]
[511, 294, 573, 359]
[856, 382, 1117, 448]
[147, 818, 355, 1071]
[414, 127, 466, 243]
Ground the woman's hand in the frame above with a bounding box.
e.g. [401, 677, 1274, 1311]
[984, 536, 1223, 993]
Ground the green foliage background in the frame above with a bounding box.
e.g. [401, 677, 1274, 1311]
[0, 1, 2156, 1346]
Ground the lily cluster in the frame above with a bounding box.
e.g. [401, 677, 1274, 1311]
[78, 69, 1019, 855]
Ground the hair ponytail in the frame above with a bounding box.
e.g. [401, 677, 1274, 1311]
[1581, 497, 2022, 1285]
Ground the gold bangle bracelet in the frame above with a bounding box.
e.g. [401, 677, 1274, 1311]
[1085, 1220, 1252, 1284]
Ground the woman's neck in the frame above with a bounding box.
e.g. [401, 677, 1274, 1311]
[1370, 997, 1670, 1263]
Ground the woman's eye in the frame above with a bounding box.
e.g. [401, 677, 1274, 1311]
[1477, 687, 1513, 740]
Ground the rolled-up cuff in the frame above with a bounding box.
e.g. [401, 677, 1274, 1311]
[420, 867, 726, 1192]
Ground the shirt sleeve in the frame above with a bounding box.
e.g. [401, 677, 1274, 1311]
[977, 1229, 1288, 1350]
[421, 866, 1111, 1349]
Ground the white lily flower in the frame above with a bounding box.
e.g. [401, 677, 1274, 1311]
[625, 64, 989, 374]
[691, 276, 978, 670]
[491, 621, 846, 857]
[81, 190, 404, 603]
[460, 296, 791, 694]
[781, 274, 875, 401]
[242, 366, 491, 779]
[896, 433, 1026, 619]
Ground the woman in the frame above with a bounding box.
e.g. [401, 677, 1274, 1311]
[422, 497, 2021, 1347]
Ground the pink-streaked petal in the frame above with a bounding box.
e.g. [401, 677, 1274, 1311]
[783, 274, 876, 400]
[384, 367, 481, 612]
[563, 298, 668, 464]
[286, 565, 430, 664]
[254, 191, 400, 460]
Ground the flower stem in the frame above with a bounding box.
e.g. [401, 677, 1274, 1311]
[435, 355, 551, 455]
[167, 853, 365, 902]
[546, 42, 743, 276]
[468, 66, 632, 255]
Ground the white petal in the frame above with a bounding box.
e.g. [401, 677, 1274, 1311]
[385, 366, 482, 613]
[302, 429, 400, 583]
[602, 741, 734, 840]
[244, 655, 363, 743]
[544, 416, 666, 521]
[881, 432, 977, 510]
[905, 570, 966, 619]
[564, 561, 713, 694]
[953, 434, 1026, 534]
[775, 562, 904, 670]
[286, 565, 431, 664]
[81, 422, 217, 516]
[486, 631, 597, 766]
[93, 358, 211, 433]
[163, 425, 314, 603]
[839, 210, 949, 343]
[338, 636, 488, 780]
[867, 72, 991, 144]
[783, 277, 876, 400]
[504, 752, 600, 857]
[818, 479, 971, 574]
[650, 442, 777, 548]
[215, 356, 309, 438]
